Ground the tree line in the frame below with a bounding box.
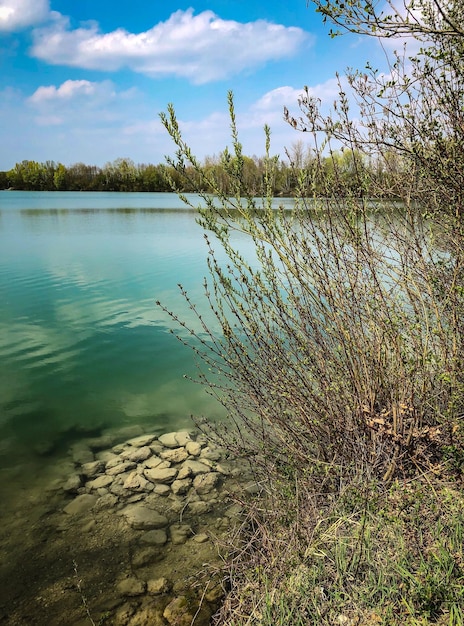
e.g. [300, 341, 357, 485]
[0, 147, 408, 198]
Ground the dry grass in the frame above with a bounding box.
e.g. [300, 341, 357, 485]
[211, 470, 464, 626]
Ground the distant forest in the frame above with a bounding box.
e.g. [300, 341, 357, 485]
[0, 148, 405, 197]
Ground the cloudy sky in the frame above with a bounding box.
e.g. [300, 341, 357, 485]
[0, 0, 392, 170]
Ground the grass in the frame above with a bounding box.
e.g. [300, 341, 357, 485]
[214, 472, 464, 626]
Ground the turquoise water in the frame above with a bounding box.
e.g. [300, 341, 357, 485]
[0, 191, 232, 467]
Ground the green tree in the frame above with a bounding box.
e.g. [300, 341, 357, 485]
[0, 171, 8, 189]
[53, 163, 69, 190]
[66, 162, 101, 190]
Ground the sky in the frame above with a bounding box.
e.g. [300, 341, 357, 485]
[0, 0, 395, 170]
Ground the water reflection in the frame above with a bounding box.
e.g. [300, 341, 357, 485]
[0, 192, 230, 471]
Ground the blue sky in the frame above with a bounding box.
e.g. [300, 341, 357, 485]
[0, 0, 392, 170]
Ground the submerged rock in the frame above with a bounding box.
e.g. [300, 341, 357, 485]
[143, 456, 169, 470]
[139, 529, 168, 546]
[163, 596, 192, 626]
[163, 595, 212, 626]
[126, 434, 157, 448]
[158, 431, 192, 448]
[170, 478, 192, 495]
[147, 577, 171, 595]
[94, 493, 119, 511]
[169, 524, 192, 545]
[185, 440, 202, 456]
[132, 547, 162, 568]
[80, 460, 105, 477]
[106, 461, 136, 476]
[62, 474, 82, 493]
[188, 501, 211, 516]
[144, 466, 178, 484]
[177, 460, 210, 479]
[116, 577, 146, 597]
[193, 472, 220, 495]
[121, 504, 168, 530]
[200, 446, 222, 461]
[63, 494, 98, 516]
[123, 471, 153, 493]
[70, 444, 94, 465]
[159, 447, 189, 464]
[87, 474, 113, 490]
[121, 445, 152, 463]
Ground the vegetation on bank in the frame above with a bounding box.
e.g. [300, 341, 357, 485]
[0, 147, 408, 198]
[157, 1, 464, 624]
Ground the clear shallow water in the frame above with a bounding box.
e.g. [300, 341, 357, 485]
[0, 191, 232, 469]
[0, 191, 298, 625]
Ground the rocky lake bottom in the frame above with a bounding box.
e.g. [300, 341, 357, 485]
[0, 424, 255, 626]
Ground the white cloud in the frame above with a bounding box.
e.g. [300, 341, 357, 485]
[27, 79, 123, 126]
[253, 86, 305, 111]
[29, 79, 115, 104]
[248, 78, 349, 130]
[31, 8, 309, 83]
[0, 0, 50, 31]
[253, 78, 347, 114]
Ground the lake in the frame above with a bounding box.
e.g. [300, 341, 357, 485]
[0, 190, 265, 624]
[0, 191, 234, 471]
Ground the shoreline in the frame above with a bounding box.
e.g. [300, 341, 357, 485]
[0, 424, 252, 626]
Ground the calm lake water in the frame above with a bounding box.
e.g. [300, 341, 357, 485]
[1, 190, 303, 624]
[0, 191, 237, 471]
